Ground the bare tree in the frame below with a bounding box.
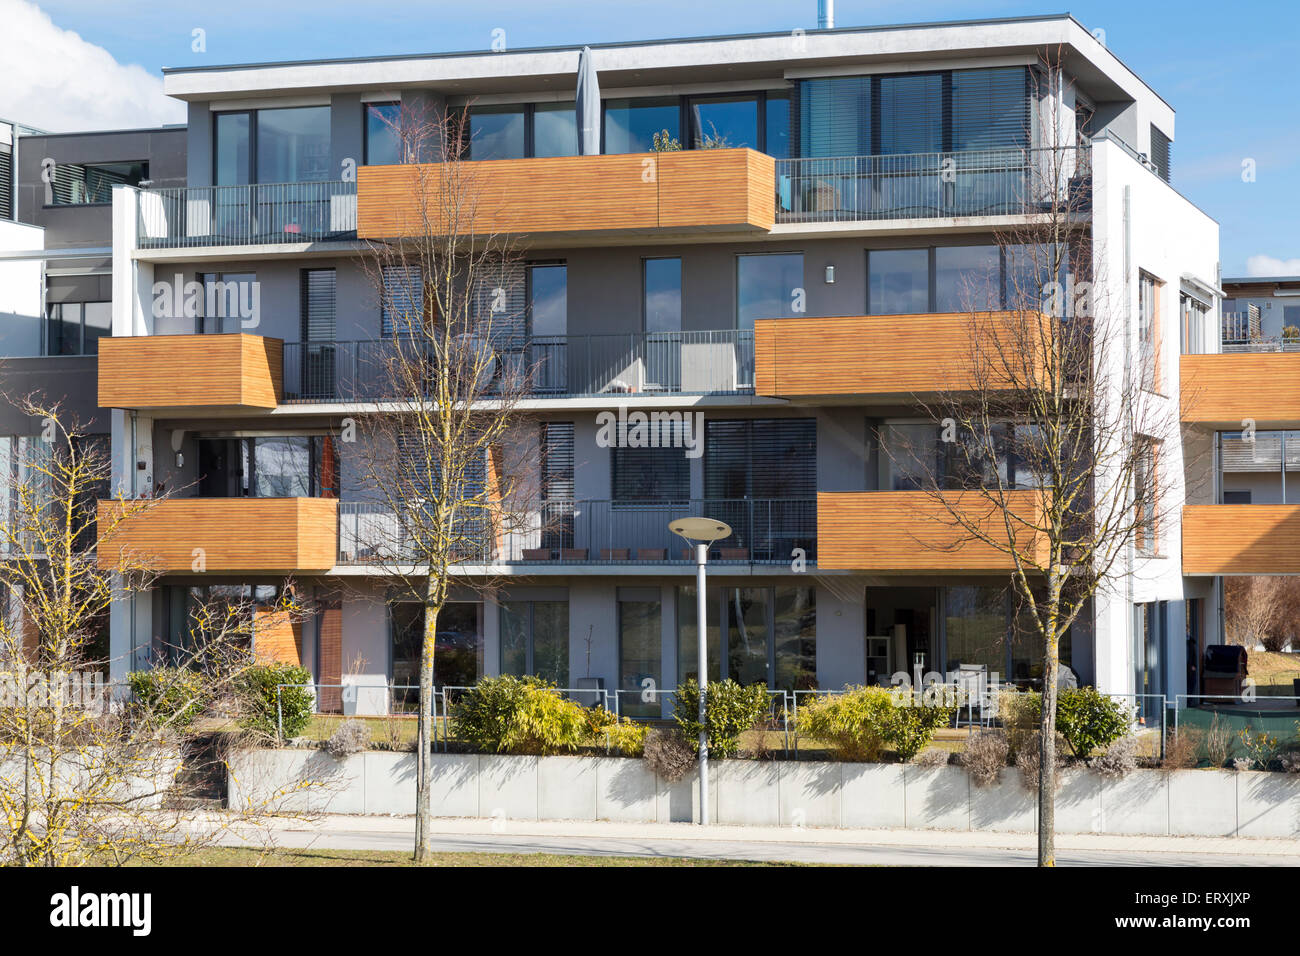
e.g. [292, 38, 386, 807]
[889, 52, 1181, 866]
[1224, 576, 1288, 651]
[354, 102, 538, 860]
[0, 397, 317, 865]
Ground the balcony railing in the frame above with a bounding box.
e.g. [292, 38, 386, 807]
[282, 330, 754, 403]
[337, 498, 816, 566]
[774, 146, 1091, 224]
[136, 181, 358, 249]
[1221, 310, 1300, 354]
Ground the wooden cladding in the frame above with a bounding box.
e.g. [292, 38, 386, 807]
[817, 490, 1046, 572]
[356, 148, 775, 238]
[1183, 505, 1300, 575]
[98, 334, 283, 410]
[755, 312, 1051, 399]
[97, 497, 338, 573]
[254, 608, 302, 667]
[1181, 353, 1300, 426]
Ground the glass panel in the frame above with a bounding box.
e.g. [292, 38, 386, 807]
[604, 97, 679, 154]
[436, 602, 481, 687]
[688, 95, 758, 150]
[532, 601, 569, 686]
[214, 112, 250, 186]
[868, 249, 929, 315]
[365, 102, 402, 166]
[773, 586, 816, 691]
[253, 437, 311, 497]
[736, 253, 803, 330]
[390, 603, 422, 711]
[46, 303, 80, 355]
[765, 91, 791, 159]
[676, 585, 722, 685]
[256, 106, 330, 182]
[726, 588, 770, 687]
[944, 586, 1006, 675]
[469, 105, 525, 160]
[935, 245, 1000, 313]
[643, 258, 682, 334]
[881, 423, 940, 490]
[528, 264, 567, 337]
[533, 102, 578, 158]
[619, 600, 661, 718]
[879, 73, 944, 154]
[500, 602, 528, 676]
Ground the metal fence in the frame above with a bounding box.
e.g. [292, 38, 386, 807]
[774, 146, 1090, 224]
[281, 329, 754, 403]
[337, 497, 817, 566]
[136, 181, 358, 248]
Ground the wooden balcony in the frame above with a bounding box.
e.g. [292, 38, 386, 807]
[356, 148, 774, 239]
[1183, 504, 1300, 575]
[755, 311, 1052, 401]
[96, 497, 338, 573]
[98, 334, 282, 411]
[1181, 353, 1300, 427]
[817, 490, 1046, 572]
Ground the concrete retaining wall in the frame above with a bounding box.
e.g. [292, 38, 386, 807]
[227, 751, 1300, 838]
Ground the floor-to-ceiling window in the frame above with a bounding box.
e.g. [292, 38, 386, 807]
[500, 599, 569, 686]
[390, 602, 483, 709]
[736, 252, 804, 330]
[618, 592, 661, 717]
[677, 585, 815, 691]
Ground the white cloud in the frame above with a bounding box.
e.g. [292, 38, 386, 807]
[1246, 255, 1300, 277]
[0, 0, 184, 132]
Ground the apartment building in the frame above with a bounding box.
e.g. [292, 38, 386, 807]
[96, 14, 1226, 717]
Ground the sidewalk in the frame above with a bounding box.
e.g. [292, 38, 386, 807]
[227, 813, 1300, 859]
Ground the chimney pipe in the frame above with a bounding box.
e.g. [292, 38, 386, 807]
[817, 0, 834, 29]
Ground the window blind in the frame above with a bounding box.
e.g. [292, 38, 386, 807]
[951, 67, 1030, 150]
[1150, 125, 1171, 183]
[381, 265, 422, 336]
[704, 419, 816, 499]
[611, 446, 689, 502]
[300, 268, 336, 342]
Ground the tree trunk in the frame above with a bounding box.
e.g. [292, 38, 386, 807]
[1038, 582, 1061, 867]
[414, 587, 441, 863]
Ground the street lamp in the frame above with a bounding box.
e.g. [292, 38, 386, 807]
[669, 516, 732, 826]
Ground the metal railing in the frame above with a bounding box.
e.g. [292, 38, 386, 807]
[337, 497, 817, 566]
[136, 181, 358, 248]
[774, 146, 1091, 224]
[281, 329, 754, 403]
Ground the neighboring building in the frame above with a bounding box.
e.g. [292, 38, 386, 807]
[1221, 276, 1300, 345]
[97, 14, 1228, 716]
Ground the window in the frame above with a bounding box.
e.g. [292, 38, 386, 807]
[1180, 293, 1208, 355]
[878, 73, 944, 154]
[880, 421, 1036, 491]
[765, 91, 791, 159]
[618, 594, 661, 717]
[611, 446, 689, 503]
[677, 585, 815, 691]
[1284, 305, 1300, 334]
[533, 102, 578, 158]
[1135, 439, 1160, 555]
[935, 245, 1000, 312]
[688, 94, 758, 150]
[868, 249, 930, 315]
[943, 585, 1074, 685]
[1138, 272, 1161, 392]
[468, 105, 525, 160]
[364, 102, 402, 166]
[44, 301, 110, 355]
[197, 272, 257, 334]
[500, 600, 569, 685]
[527, 264, 567, 337]
[1149, 125, 1172, 184]
[736, 253, 803, 330]
[48, 161, 148, 205]
[540, 422, 575, 550]
[301, 269, 336, 342]
[214, 112, 250, 185]
[381, 265, 423, 336]
[390, 602, 483, 709]
[604, 96, 679, 154]
[196, 435, 338, 499]
[951, 68, 1031, 150]
[704, 419, 816, 499]
[643, 258, 682, 333]
[214, 106, 330, 185]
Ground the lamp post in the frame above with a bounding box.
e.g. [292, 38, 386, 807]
[669, 516, 732, 826]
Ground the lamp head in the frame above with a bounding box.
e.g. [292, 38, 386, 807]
[669, 517, 733, 543]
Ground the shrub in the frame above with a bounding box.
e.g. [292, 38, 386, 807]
[583, 706, 619, 736]
[963, 730, 1010, 787]
[1014, 732, 1067, 793]
[643, 728, 696, 782]
[1232, 757, 1251, 772]
[1089, 735, 1138, 778]
[1239, 728, 1280, 770]
[127, 667, 208, 730]
[1280, 751, 1300, 773]
[998, 689, 1041, 759]
[323, 719, 371, 758]
[1163, 728, 1204, 769]
[1056, 687, 1131, 757]
[913, 748, 950, 768]
[451, 675, 587, 755]
[1206, 714, 1234, 767]
[237, 663, 314, 739]
[601, 719, 649, 757]
[673, 679, 770, 758]
[886, 695, 955, 761]
[795, 686, 894, 762]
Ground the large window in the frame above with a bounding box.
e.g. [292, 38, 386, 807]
[533, 102, 578, 158]
[935, 245, 1001, 312]
[468, 105, 525, 160]
[364, 102, 402, 166]
[390, 602, 482, 709]
[48, 161, 148, 205]
[879, 421, 1039, 491]
[618, 594, 661, 717]
[214, 106, 330, 185]
[737, 253, 803, 330]
[677, 585, 815, 691]
[868, 243, 1063, 315]
[643, 257, 682, 333]
[704, 419, 816, 499]
[44, 301, 110, 355]
[868, 249, 930, 315]
[1135, 438, 1160, 555]
[195, 435, 338, 499]
[604, 96, 679, 154]
[527, 263, 567, 337]
[945, 586, 1073, 685]
[688, 94, 758, 150]
[197, 272, 257, 334]
[501, 600, 569, 686]
[1138, 271, 1162, 392]
[610, 446, 689, 503]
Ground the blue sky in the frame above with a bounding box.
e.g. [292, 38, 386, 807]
[10, 0, 1300, 274]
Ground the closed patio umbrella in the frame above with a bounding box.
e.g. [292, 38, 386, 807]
[576, 46, 600, 155]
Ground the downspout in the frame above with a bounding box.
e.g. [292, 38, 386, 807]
[1122, 183, 1135, 695]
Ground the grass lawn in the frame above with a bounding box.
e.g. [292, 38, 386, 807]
[1246, 651, 1300, 694]
[156, 846, 806, 867]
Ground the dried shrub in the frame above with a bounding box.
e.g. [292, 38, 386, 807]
[643, 728, 696, 783]
[1232, 757, 1251, 772]
[913, 748, 950, 768]
[1089, 735, 1138, 778]
[1014, 732, 1067, 793]
[963, 730, 1010, 787]
[323, 719, 371, 758]
[1206, 714, 1234, 767]
[1163, 728, 1204, 769]
[998, 689, 1040, 760]
[1280, 751, 1300, 773]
